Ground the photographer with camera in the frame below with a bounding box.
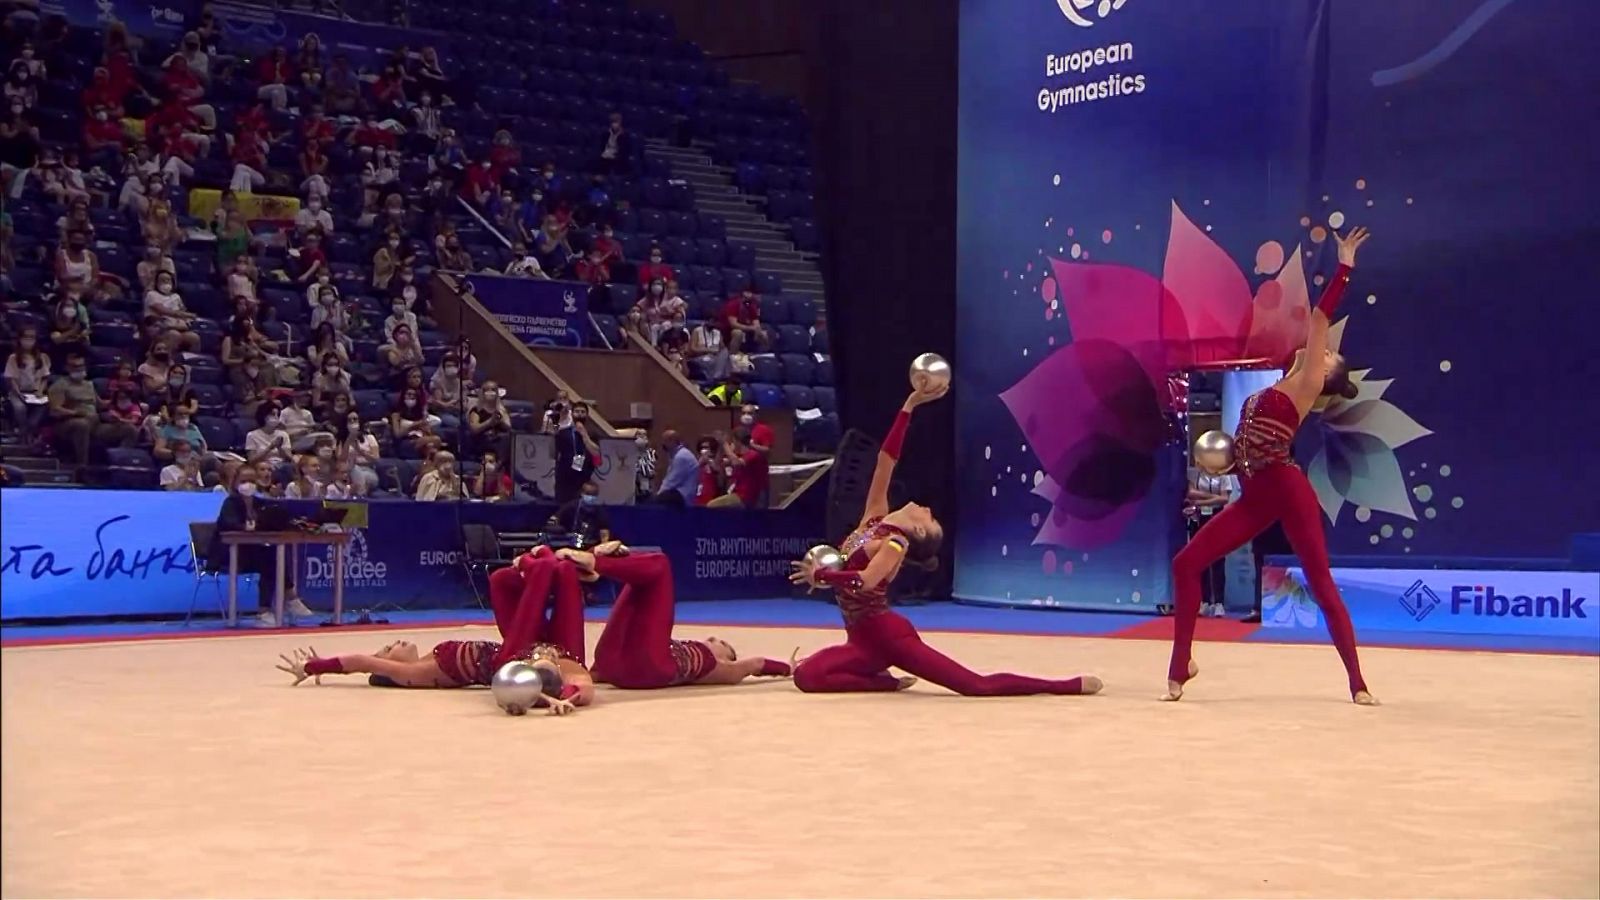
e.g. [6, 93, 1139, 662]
[551, 397, 600, 506]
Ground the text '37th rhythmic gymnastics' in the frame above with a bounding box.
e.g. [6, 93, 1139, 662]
[1037, 41, 1147, 113]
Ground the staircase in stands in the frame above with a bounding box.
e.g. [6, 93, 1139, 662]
[0, 434, 80, 487]
[644, 139, 827, 315]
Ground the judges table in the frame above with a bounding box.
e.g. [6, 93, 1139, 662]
[221, 530, 353, 626]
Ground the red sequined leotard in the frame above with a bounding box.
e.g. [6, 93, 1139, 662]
[831, 517, 910, 624]
[668, 640, 719, 685]
[431, 640, 502, 686]
[1233, 386, 1302, 480]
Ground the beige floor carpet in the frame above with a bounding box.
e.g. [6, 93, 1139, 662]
[3, 624, 1596, 899]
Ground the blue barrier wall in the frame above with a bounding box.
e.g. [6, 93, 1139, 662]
[0, 489, 826, 620]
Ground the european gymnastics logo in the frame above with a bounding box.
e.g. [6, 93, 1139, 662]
[1055, 0, 1130, 28]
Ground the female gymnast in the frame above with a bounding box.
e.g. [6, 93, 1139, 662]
[275, 639, 593, 714]
[556, 542, 797, 688]
[1165, 226, 1377, 705]
[486, 546, 588, 664]
[789, 382, 1102, 697]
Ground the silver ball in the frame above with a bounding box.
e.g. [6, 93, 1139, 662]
[804, 544, 844, 572]
[908, 353, 951, 393]
[491, 661, 545, 716]
[1193, 430, 1236, 475]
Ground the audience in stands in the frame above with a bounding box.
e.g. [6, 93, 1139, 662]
[708, 430, 769, 510]
[415, 449, 465, 501]
[48, 352, 137, 468]
[4, 327, 50, 447]
[159, 439, 206, 491]
[693, 436, 725, 506]
[472, 448, 515, 502]
[552, 479, 612, 544]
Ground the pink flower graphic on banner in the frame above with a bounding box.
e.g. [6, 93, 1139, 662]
[1003, 201, 1404, 549]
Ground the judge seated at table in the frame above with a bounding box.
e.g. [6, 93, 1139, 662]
[548, 479, 612, 547]
[209, 465, 317, 627]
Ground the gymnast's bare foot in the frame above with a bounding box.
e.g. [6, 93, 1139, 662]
[1160, 659, 1200, 701]
[895, 675, 918, 691]
[1353, 690, 1380, 706]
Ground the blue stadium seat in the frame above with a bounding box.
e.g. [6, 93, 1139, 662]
[697, 213, 726, 239]
[780, 353, 815, 386]
[694, 238, 727, 267]
[606, 283, 637, 313]
[781, 384, 815, 410]
[759, 296, 789, 326]
[354, 390, 390, 422]
[197, 415, 236, 450]
[776, 324, 810, 354]
[104, 448, 157, 489]
[754, 271, 783, 295]
[721, 268, 751, 293]
[592, 313, 624, 348]
[726, 242, 757, 271]
[785, 295, 817, 326]
[748, 382, 783, 409]
[813, 356, 834, 386]
[750, 356, 784, 384]
[811, 385, 837, 414]
[191, 383, 227, 413]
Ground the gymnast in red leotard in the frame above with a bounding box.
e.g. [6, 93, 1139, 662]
[487, 547, 589, 664]
[789, 381, 1102, 697]
[556, 543, 798, 689]
[274, 638, 594, 714]
[1165, 226, 1377, 706]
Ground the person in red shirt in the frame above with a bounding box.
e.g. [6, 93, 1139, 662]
[159, 56, 215, 130]
[636, 244, 673, 286]
[292, 230, 329, 284]
[488, 129, 522, 186]
[81, 68, 126, 119]
[300, 103, 336, 149]
[738, 403, 775, 456]
[229, 123, 268, 192]
[719, 288, 768, 352]
[707, 431, 768, 509]
[693, 437, 724, 506]
[370, 62, 407, 117]
[460, 157, 498, 208]
[256, 46, 294, 111]
[347, 115, 397, 155]
[82, 105, 125, 165]
[591, 224, 623, 266]
[573, 246, 610, 286]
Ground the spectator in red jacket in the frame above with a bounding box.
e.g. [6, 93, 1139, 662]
[348, 115, 397, 156]
[460, 157, 497, 208]
[591, 224, 623, 267]
[256, 46, 294, 111]
[720, 288, 768, 353]
[636, 244, 673, 286]
[300, 102, 336, 148]
[81, 67, 126, 119]
[488, 129, 523, 187]
[82, 105, 125, 167]
[292, 230, 330, 284]
[573, 246, 611, 286]
[160, 56, 215, 130]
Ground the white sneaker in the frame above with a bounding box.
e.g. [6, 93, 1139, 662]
[256, 610, 280, 628]
[286, 597, 317, 619]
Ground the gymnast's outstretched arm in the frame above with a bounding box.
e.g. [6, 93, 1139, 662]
[276, 647, 453, 688]
[861, 384, 948, 522]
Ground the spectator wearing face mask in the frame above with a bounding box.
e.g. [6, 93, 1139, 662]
[210, 467, 316, 627]
[4, 327, 51, 447]
[279, 392, 319, 450]
[48, 353, 137, 468]
[143, 270, 202, 352]
[636, 244, 673, 287]
[284, 452, 326, 499]
[436, 232, 473, 272]
[310, 351, 351, 408]
[294, 194, 334, 236]
[46, 286, 91, 370]
[687, 317, 731, 382]
[473, 449, 515, 502]
[309, 283, 352, 334]
[466, 379, 513, 458]
[721, 287, 769, 353]
[632, 428, 658, 500]
[411, 91, 440, 149]
[415, 449, 465, 501]
[533, 213, 572, 273]
[461, 156, 498, 208]
[591, 225, 623, 266]
[504, 242, 547, 279]
[336, 410, 381, 494]
[372, 232, 406, 290]
[552, 479, 611, 545]
[553, 400, 600, 506]
[692, 436, 724, 506]
[488, 128, 522, 187]
[707, 430, 768, 510]
[230, 346, 278, 418]
[151, 362, 199, 422]
[82, 104, 125, 169]
[738, 403, 775, 457]
[390, 383, 437, 454]
[382, 323, 424, 373]
[705, 374, 744, 408]
[596, 112, 633, 176]
[429, 355, 469, 425]
[160, 439, 207, 491]
[245, 402, 294, 470]
[653, 430, 699, 507]
[574, 246, 610, 287]
[325, 458, 361, 500]
[152, 404, 208, 465]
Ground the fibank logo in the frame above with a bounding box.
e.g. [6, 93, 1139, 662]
[1055, 0, 1130, 28]
[1399, 579, 1442, 622]
[1448, 584, 1588, 620]
[305, 529, 388, 588]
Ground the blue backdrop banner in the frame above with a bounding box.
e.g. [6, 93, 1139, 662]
[468, 276, 591, 348]
[39, 0, 196, 40]
[0, 489, 824, 620]
[956, 0, 1600, 610]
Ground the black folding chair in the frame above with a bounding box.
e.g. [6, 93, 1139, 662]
[185, 521, 229, 626]
[460, 523, 511, 609]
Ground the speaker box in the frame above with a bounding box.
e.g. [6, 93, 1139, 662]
[825, 428, 881, 543]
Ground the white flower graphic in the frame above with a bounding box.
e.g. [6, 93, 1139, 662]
[1303, 317, 1434, 524]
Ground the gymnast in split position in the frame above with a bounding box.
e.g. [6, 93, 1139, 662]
[789, 382, 1102, 696]
[1165, 226, 1376, 705]
[556, 542, 798, 688]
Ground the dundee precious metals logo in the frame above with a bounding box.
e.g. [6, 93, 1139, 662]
[1399, 579, 1442, 622]
[1055, 0, 1130, 28]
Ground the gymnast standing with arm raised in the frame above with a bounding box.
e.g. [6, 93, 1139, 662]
[789, 381, 1102, 696]
[1164, 226, 1377, 705]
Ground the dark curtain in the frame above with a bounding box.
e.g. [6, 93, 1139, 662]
[811, 0, 960, 586]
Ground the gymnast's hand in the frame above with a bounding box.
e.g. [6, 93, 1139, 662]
[905, 381, 949, 409]
[593, 540, 629, 557]
[544, 697, 577, 717]
[789, 558, 819, 592]
[275, 647, 321, 686]
[1335, 226, 1371, 267]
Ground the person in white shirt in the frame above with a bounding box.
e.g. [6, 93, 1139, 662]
[414, 450, 465, 501]
[283, 453, 325, 499]
[504, 242, 547, 278]
[278, 392, 319, 448]
[3, 327, 51, 445]
[428, 355, 469, 423]
[338, 410, 381, 494]
[689, 319, 730, 381]
[324, 458, 362, 499]
[244, 405, 295, 469]
[294, 195, 335, 236]
[159, 439, 207, 491]
[382, 300, 419, 346]
[309, 352, 352, 409]
[143, 270, 202, 351]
